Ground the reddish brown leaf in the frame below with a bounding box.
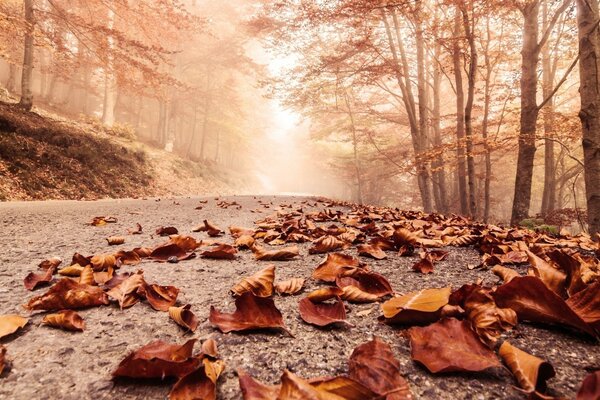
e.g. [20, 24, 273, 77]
[491, 266, 520, 283]
[274, 278, 305, 295]
[298, 296, 348, 327]
[201, 244, 237, 260]
[312, 253, 361, 282]
[382, 287, 451, 325]
[238, 369, 280, 400]
[156, 226, 179, 236]
[308, 235, 347, 254]
[150, 243, 195, 262]
[408, 318, 501, 373]
[339, 286, 379, 303]
[348, 337, 412, 400]
[169, 304, 199, 332]
[107, 270, 146, 309]
[0, 315, 28, 339]
[24, 266, 54, 291]
[38, 256, 62, 270]
[71, 252, 91, 267]
[235, 235, 256, 249]
[526, 250, 567, 297]
[209, 292, 288, 334]
[90, 254, 117, 271]
[24, 279, 109, 311]
[128, 223, 143, 235]
[93, 266, 114, 285]
[193, 220, 223, 237]
[169, 235, 202, 252]
[252, 245, 299, 261]
[113, 339, 200, 379]
[577, 371, 600, 400]
[107, 236, 125, 246]
[139, 284, 179, 311]
[499, 341, 556, 394]
[336, 270, 393, 298]
[566, 281, 600, 334]
[357, 244, 387, 260]
[79, 265, 95, 286]
[169, 364, 219, 400]
[229, 226, 256, 238]
[0, 345, 5, 376]
[114, 250, 141, 265]
[306, 287, 344, 302]
[231, 266, 275, 297]
[42, 310, 85, 331]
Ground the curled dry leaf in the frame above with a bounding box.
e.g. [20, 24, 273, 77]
[499, 341, 555, 394]
[133, 247, 152, 258]
[58, 264, 84, 277]
[0, 315, 28, 339]
[128, 223, 142, 235]
[38, 256, 61, 270]
[107, 236, 125, 246]
[526, 250, 567, 297]
[312, 253, 361, 282]
[381, 287, 451, 325]
[169, 235, 202, 252]
[90, 254, 117, 271]
[577, 370, 600, 400]
[308, 235, 347, 254]
[201, 244, 237, 260]
[392, 228, 418, 255]
[169, 304, 199, 332]
[107, 270, 146, 310]
[156, 226, 179, 236]
[201, 339, 218, 358]
[252, 245, 299, 261]
[209, 292, 289, 334]
[412, 252, 434, 274]
[79, 265, 94, 286]
[91, 216, 117, 226]
[306, 287, 344, 302]
[565, 281, 600, 334]
[340, 286, 379, 303]
[336, 271, 393, 298]
[114, 250, 141, 265]
[113, 339, 200, 379]
[298, 296, 348, 327]
[0, 345, 5, 376]
[409, 318, 501, 374]
[139, 284, 179, 311]
[93, 266, 114, 285]
[71, 252, 91, 267]
[491, 266, 520, 283]
[274, 278, 305, 296]
[25, 279, 109, 311]
[168, 364, 221, 400]
[229, 226, 256, 238]
[193, 220, 223, 237]
[348, 337, 412, 400]
[235, 235, 255, 249]
[42, 310, 85, 331]
[231, 266, 275, 297]
[150, 243, 195, 262]
[357, 244, 387, 260]
[24, 266, 54, 291]
[238, 369, 281, 400]
[493, 276, 597, 337]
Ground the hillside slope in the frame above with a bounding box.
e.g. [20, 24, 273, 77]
[0, 101, 249, 200]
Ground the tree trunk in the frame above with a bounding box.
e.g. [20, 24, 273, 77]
[453, 9, 469, 215]
[19, 0, 34, 110]
[576, 0, 600, 237]
[432, 32, 448, 213]
[482, 17, 494, 223]
[7, 63, 17, 93]
[511, 2, 541, 226]
[344, 91, 363, 204]
[101, 8, 116, 126]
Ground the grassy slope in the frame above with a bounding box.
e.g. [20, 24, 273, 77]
[0, 101, 245, 200]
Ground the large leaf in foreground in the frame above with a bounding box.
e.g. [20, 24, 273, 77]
[566, 281, 600, 334]
[42, 310, 85, 331]
[0, 315, 28, 339]
[381, 287, 451, 325]
[408, 318, 501, 373]
[209, 292, 289, 334]
[231, 266, 275, 297]
[577, 371, 600, 400]
[498, 341, 555, 394]
[298, 296, 348, 328]
[25, 278, 109, 311]
[312, 253, 361, 282]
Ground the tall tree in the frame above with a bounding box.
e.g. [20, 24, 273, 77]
[18, 0, 34, 110]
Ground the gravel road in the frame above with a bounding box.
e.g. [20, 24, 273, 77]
[0, 196, 597, 400]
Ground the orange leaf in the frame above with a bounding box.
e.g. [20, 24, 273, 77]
[24, 266, 54, 291]
[139, 283, 179, 311]
[38, 256, 61, 270]
[252, 245, 299, 261]
[381, 287, 451, 325]
[312, 253, 361, 282]
[107, 270, 146, 309]
[308, 235, 347, 254]
[499, 341, 555, 394]
[106, 236, 125, 246]
[25, 279, 109, 311]
[274, 278, 305, 295]
[298, 296, 348, 327]
[42, 310, 85, 331]
[169, 304, 199, 332]
[201, 244, 237, 260]
[231, 266, 275, 297]
[169, 364, 219, 400]
[0, 315, 28, 339]
[336, 271, 393, 298]
[357, 244, 387, 260]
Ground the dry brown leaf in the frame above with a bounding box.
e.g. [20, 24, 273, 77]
[169, 364, 221, 400]
[25, 279, 109, 311]
[412, 252, 434, 274]
[252, 245, 299, 261]
[107, 236, 125, 246]
[91, 216, 117, 226]
[280, 370, 374, 400]
[565, 281, 600, 334]
[42, 310, 85, 331]
[336, 271, 393, 299]
[38, 257, 62, 270]
[274, 278, 305, 296]
[201, 339, 218, 358]
[58, 264, 84, 277]
[312, 253, 361, 282]
[107, 270, 146, 309]
[491, 266, 520, 283]
[93, 266, 114, 285]
[209, 292, 289, 334]
[381, 287, 451, 325]
[169, 304, 199, 332]
[238, 369, 281, 400]
[24, 266, 54, 291]
[139, 283, 179, 311]
[499, 341, 555, 394]
[156, 226, 179, 236]
[526, 250, 567, 297]
[193, 220, 223, 237]
[577, 370, 600, 400]
[128, 223, 143, 235]
[150, 242, 196, 262]
[90, 254, 117, 271]
[169, 235, 202, 251]
[409, 318, 501, 373]
[114, 250, 141, 265]
[306, 287, 344, 302]
[79, 265, 95, 286]
[201, 244, 237, 260]
[235, 235, 256, 249]
[229, 226, 256, 238]
[231, 266, 275, 297]
[0, 315, 28, 339]
[308, 235, 347, 254]
[0, 345, 5, 376]
[340, 286, 379, 303]
[298, 296, 348, 327]
[357, 244, 387, 260]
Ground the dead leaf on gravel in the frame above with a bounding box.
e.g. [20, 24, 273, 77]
[38, 256, 61, 270]
[201, 244, 237, 260]
[392, 228, 418, 255]
[298, 295, 348, 327]
[169, 304, 199, 332]
[412, 254, 434, 274]
[156, 226, 179, 236]
[58, 264, 84, 277]
[565, 281, 600, 334]
[0, 315, 28, 339]
[357, 244, 387, 260]
[71, 252, 91, 267]
[133, 247, 152, 258]
[577, 370, 600, 400]
[25, 278, 109, 311]
[339, 285, 379, 303]
[128, 223, 143, 235]
[107, 236, 125, 246]
[139, 284, 179, 311]
[308, 235, 347, 254]
[235, 235, 255, 249]
[306, 287, 344, 302]
[382, 287, 451, 325]
[209, 292, 289, 334]
[90, 254, 117, 271]
[336, 271, 393, 299]
[24, 266, 54, 291]
[201, 338, 219, 358]
[229, 226, 256, 238]
[115, 250, 141, 265]
[91, 216, 117, 226]
[526, 250, 567, 297]
[113, 339, 200, 379]
[150, 243, 196, 262]
[281, 370, 374, 400]
[275, 278, 305, 296]
[107, 270, 146, 309]
[348, 337, 412, 399]
[79, 265, 95, 286]
[168, 235, 202, 252]
[493, 276, 597, 337]
[42, 310, 85, 331]
[499, 341, 555, 395]
[312, 253, 362, 282]
[409, 318, 501, 373]
[231, 266, 275, 297]
[252, 244, 299, 261]
[169, 363, 221, 400]
[193, 220, 224, 237]
[491, 266, 520, 283]
[0, 345, 5, 376]
[93, 266, 114, 285]
[238, 369, 281, 399]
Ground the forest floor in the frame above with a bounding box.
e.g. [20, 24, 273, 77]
[0, 100, 249, 201]
[0, 195, 597, 400]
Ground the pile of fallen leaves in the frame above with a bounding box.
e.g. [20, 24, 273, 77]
[1, 197, 600, 399]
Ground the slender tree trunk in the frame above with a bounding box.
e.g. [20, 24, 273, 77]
[511, 2, 541, 225]
[482, 17, 494, 223]
[576, 0, 600, 237]
[432, 31, 448, 213]
[453, 9, 469, 215]
[462, 2, 478, 218]
[19, 0, 35, 110]
[185, 104, 198, 159]
[102, 8, 116, 126]
[7, 63, 17, 93]
[343, 91, 363, 204]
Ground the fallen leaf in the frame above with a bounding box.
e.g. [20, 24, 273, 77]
[128, 223, 143, 235]
[193, 220, 223, 237]
[107, 270, 146, 309]
[336, 271, 393, 298]
[392, 228, 417, 254]
[107, 236, 125, 246]
[201, 339, 219, 358]
[24, 266, 54, 291]
[24, 279, 109, 311]
[90, 254, 117, 271]
[491, 266, 520, 283]
[93, 266, 114, 285]
[357, 244, 387, 260]
[235, 235, 255, 249]
[412, 253, 434, 274]
[382, 287, 451, 325]
[312, 253, 361, 282]
[0, 315, 28, 339]
[565, 281, 600, 334]
[169, 364, 220, 400]
[42, 310, 85, 331]
[229, 226, 256, 238]
[309, 235, 347, 254]
[156, 226, 179, 236]
[139, 284, 179, 311]
[499, 341, 555, 394]
[71, 252, 91, 267]
[38, 257, 62, 270]
[0, 345, 5, 375]
[274, 278, 305, 295]
[526, 250, 567, 297]
[348, 337, 412, 399]
[252, 245, 299, 261]
[58, 264, 84, 277]
[340, 286, 379, 303]
[201, 244, 237, 260]
[408, 318, 501, 373]
[169, 235, 202, 251]
[231, 266, 275, 297]
[91, 216, 117, 226]
[114, 250, 141, 265]
[169, 304, 199, 332]
[577, 370, 600, 400]
[209, 292, 289, 334]
[238, 369, 280, 400]
[298, 296, 348, 327]
[79, 265, 95, 286]
[113, 339, 200, 379]
[150, 243, 195, 262]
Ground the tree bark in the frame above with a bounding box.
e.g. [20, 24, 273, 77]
[19, 0, 35, 111]
[7, 63, 17, 93]
[431, 29, 449, 213]
[101, 7, 116, 126]
[576, 0, 600, 237]
[482, 17, 494, 223]
[343, 90, 363, 204]
[453, 9, 469, 215]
